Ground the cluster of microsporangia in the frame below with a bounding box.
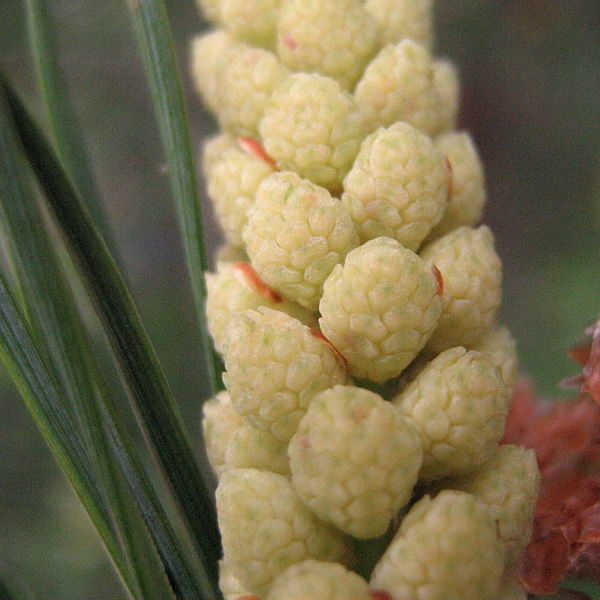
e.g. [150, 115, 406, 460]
[192, 1, 540, 599]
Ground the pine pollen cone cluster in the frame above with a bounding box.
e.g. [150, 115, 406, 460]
[192, 1, 540, 599]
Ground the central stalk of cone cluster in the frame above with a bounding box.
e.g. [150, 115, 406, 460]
[192, 1, 540, 599]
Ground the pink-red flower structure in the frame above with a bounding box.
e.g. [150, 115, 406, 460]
[502, 316, 600, 596]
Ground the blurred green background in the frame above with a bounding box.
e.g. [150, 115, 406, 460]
[0, 0, 599, 598]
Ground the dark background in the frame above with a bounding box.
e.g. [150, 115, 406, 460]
[1, 1, 599, 597]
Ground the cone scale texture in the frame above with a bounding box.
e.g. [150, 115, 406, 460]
[191, 1, 533, 597]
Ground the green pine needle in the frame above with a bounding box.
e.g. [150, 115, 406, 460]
[0, 270, 131, 594]
[2, 78, 221, 587]
[25, 0, 117, 256]
[126, 0, 223, 394]
[1, 81, 186, 600]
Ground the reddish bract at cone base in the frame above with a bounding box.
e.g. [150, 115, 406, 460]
[502, 352, 600, 594]
[234, 262, 282, 303]
[238, 137, 278, 170]
[432, 265, 443, 295]
[310, 329, 348, 371]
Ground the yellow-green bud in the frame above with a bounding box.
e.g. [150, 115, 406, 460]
[277, 0, 379, 90]
[342, 122, 448, 251]
[217, 469, 348, 595]
[215, 43, 290, 137]
[354, 39, 444, 135]
[370, 491, 504, 600]
[420, 226, 502, 352]
[260, 73, 368, 192]
[289, 385, 422, 538]
[267, 560, 369, 600]
[223, 307, 348, 441]
[244, 172, 359, 310]
[393, 347, 509, 480]
[319, 237, 441, 383]
[442, 444, 540, 566]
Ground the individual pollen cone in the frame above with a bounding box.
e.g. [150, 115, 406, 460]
[393, 347, 509, 480]
[370, 491, 505, 600]
[219, 0, 281, 50]
[212, 42, 290, 137]
[205, 144, 275, 247]
[420, 225, 502, 352]
[205, 261, 316, 355]
[289, 385, 422, 538]
[427, 131, 486, 240]
[267, 560, 370, 600]
[354, 39, 444, 135]
[364, 0, 434, 49]
[244, 172, 359, 310]
[319, 237, 441, 383]
[276, 0, 379, 91]
[342, 122, 448, 251]
[223, 307, 348, 441]
[470, 325, 519, 397]
[260, 73, 368, 193]
[440, 444, 540, 567]
[216, 469, 348, 596]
